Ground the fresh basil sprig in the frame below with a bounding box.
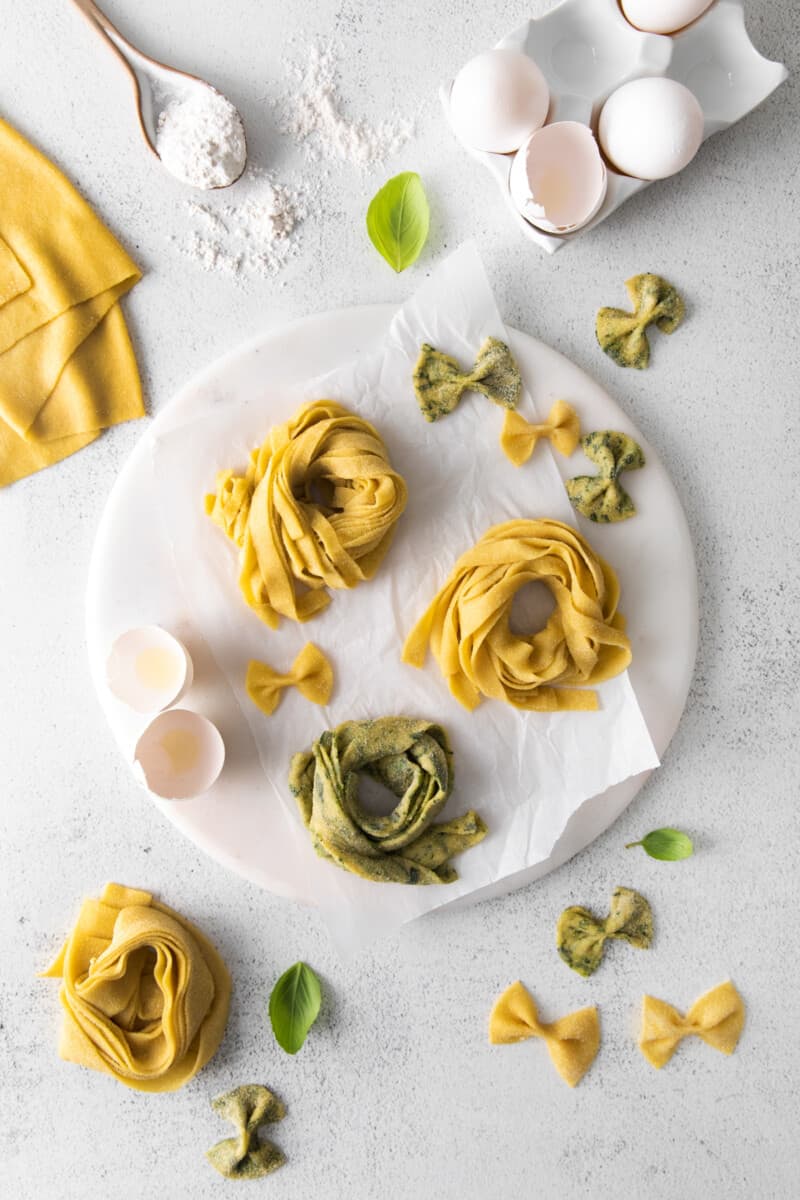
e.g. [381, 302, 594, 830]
[366, 171, 430, 272]
[625, 827, 694, 861]
[269, 962, 322, 1054]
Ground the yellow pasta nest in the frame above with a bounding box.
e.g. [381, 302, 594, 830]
[206, 399, 408, 627]
[403, 518, 631, 712]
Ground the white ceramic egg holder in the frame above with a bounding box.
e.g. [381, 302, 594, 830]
[441, 0, 787, 253]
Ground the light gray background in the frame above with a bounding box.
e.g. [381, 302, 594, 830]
[2, 2, 798, 1197]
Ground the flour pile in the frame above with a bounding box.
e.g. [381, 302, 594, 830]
[282, 44, 414, 166]
[172, 171, 306, 280]
[157, 88, 246, 190]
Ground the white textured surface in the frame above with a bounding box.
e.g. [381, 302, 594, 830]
[1, 2, 798, 1197]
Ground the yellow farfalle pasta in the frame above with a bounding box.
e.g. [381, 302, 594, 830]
[206, 400, 407, 628]
[403, 518, 631, 712]
[40, 882, 231, 1093]
[639, 981, 745, 1069]
[500, 400, 581, 466]
[489, 980, 600, 1087]
[246, 643, 334, 717]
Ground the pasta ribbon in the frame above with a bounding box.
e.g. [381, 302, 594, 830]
[206, 400, 407, 628]
[40, 882, 230, 1092]
[289, 717, 487, 884]
[403, 518, 631, 712]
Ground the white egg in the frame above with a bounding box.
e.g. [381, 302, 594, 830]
[134, 709, 225, 800]
[450, 49, 550, 154]
[620, 0, 714, 35]
[510, 121, 607, 234]
[598, 77, 704, 180]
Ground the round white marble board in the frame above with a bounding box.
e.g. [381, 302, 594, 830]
[86, 305, 698, 911]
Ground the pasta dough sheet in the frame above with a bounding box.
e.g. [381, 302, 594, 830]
[151, 242, 659, 954]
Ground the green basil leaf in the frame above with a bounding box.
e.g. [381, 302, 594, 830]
[625, 827, 694, 861]
[268, 961, 322, 1054]
[366, 171, 430, 273]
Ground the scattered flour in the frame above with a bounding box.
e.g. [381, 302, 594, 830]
[282, 44, 414, 166]
[169, 42, 415, 278]
[156, 87, 247, 190]
[171, 169, 308, 280]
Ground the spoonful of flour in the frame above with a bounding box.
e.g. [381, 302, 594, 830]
[156, 87, 247, 190]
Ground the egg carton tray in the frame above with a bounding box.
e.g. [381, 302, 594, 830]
[441, 0, 787, 253]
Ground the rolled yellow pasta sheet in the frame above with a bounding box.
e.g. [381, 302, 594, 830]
[403, 518, 631, 712]
[206, 400, 408, 627]
[40, 882, 231, 1092]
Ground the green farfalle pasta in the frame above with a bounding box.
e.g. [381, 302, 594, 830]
[566, 430, 645, 523]
[289, 717, 487, 884]
[596, 273, 685, 369]
[412, 336, 522, 422]
[205, 1085, 286, 1181]
[557, 886, 653, 978]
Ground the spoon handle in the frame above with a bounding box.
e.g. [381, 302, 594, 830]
[69, 0, 132, 49]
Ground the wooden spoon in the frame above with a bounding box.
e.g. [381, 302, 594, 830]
[69, 0, 247, 187]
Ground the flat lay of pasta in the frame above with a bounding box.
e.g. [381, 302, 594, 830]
[2, 2, 797, 1198]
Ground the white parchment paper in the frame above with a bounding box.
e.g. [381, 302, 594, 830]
[152, 242, 658, 952]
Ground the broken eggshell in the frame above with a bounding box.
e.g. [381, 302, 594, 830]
[106, 625, 193, 714]
[134, 708, 225, 800]
[509, 121, 607, 233]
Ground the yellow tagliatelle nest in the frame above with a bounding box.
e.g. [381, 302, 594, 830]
[403, 518, 631, 712]
[40, 882, 231, 1092]
[206, 400, 408, 627]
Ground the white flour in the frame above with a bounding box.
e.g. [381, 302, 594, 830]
[171, 170, 307, 280]
[170, 42, 414, 278]
[157, 88, 246, 190]
[282, 44, 414, 166]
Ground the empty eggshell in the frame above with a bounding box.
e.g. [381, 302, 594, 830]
[134, 709, 225, 800]
[450, 48, 550, 154]
[107, 626, 193, 713]
[620, 0, 714, 35]
[598, 77, 704, 181]
[509, 121, 607, 233]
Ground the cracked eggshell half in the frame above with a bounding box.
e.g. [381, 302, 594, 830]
[599, 77, 704, 180]
[620, 0, 714, 35]
[450, 48, 550, 154]
[106, 625, 193, 713]
[509, 121, 607, 234]
[134, 708, 225, 800]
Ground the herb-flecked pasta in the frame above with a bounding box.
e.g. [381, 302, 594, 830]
[557, 886, 653, 977]
[596, 273, 685, 369]
[565, 430, 645, 523]
[289, 717, 487, 884]
[205, 1085, 286, 1180]
[412, 337, 522, 421]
